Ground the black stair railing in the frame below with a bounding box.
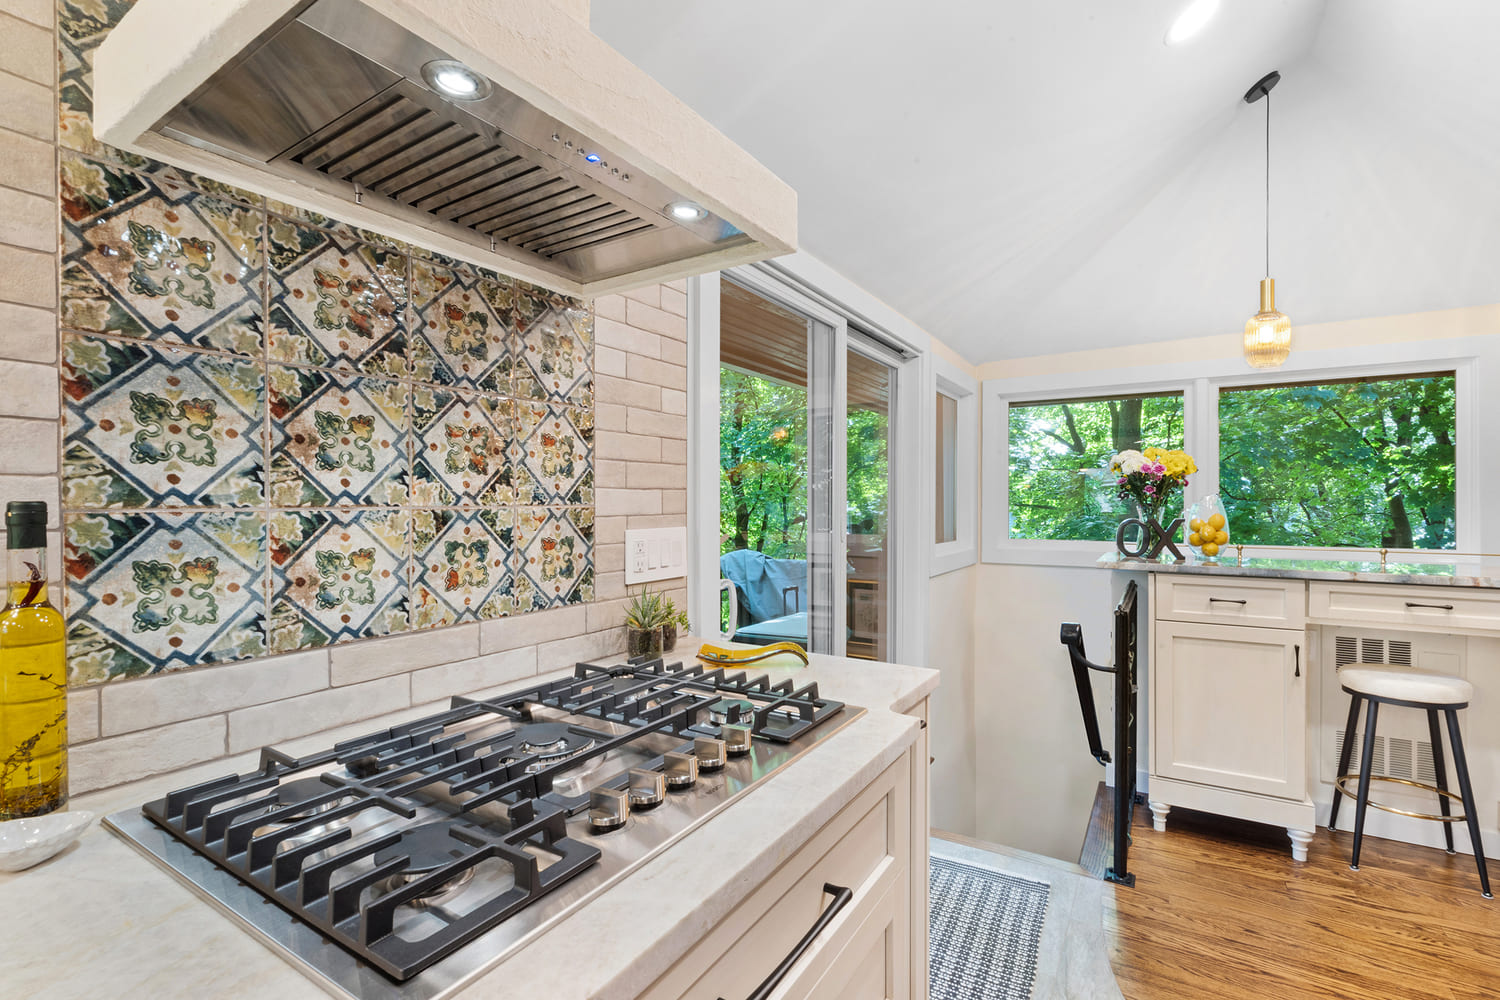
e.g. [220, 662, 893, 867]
[1060, 579, 1140, 887]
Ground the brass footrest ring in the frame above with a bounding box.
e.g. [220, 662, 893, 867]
[1335, 773, 1467, 823]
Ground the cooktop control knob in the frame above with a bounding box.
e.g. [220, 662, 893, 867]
[588, 786, 629, 832]
[721, 724, 753, 757]
[663, 751, 698, 789]
[627, 768, 666, 809]
[694, 736, 727, 772]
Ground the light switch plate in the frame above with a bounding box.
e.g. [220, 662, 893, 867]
[624, 526, 688, 584]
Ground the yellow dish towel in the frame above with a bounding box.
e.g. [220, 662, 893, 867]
[696, 641, 809, 667]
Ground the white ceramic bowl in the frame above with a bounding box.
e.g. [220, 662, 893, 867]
[0, 810, 94, 872]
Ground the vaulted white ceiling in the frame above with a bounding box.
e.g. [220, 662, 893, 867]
[591, 0, 1500, 363]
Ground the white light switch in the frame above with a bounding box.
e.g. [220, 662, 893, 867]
[624, 526, 688, 584]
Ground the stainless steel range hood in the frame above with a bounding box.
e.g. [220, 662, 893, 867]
[93, 0, 796, 296]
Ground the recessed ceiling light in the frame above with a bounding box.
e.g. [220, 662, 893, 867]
[1165, 0, 1220, 45]
[667, 201, 708, 222]
[421, 59, 491, 101]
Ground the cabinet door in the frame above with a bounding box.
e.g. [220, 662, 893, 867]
[1155, 620, 1306, 800]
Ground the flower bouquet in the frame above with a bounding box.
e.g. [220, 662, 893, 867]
[1108, 447, 1197, 559]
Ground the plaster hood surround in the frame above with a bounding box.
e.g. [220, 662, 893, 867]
[92, 0, 796, 296]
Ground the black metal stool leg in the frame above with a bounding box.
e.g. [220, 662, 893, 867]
[1329, 692, 1363, 832]
[1444, 709, 1492, 898]
[1350, 699, 1380, 871]
[1427, 709, 1456, 854]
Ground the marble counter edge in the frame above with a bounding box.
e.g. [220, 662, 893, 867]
[1097, 553, 1500, 589]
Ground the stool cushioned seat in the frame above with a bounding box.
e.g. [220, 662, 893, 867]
[1339, 663, 1472, 705]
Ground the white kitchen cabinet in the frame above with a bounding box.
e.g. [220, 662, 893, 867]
[1154, 619, 1306, 799]
[1148, 576, 1316, 860]
[640, 747, 915, 1000]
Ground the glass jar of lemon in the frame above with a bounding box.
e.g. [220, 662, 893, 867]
[1186, 495, 1230, 562]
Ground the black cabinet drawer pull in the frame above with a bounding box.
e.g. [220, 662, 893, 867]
[1405, 601, 1455, 611]
[721, 882, 853, 1000]
[1208, 597, 1248, 605]
[1294, 644, 1300, 678]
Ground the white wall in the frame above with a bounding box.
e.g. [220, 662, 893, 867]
[970, 565, 1119, 857]
[927, 564, 978, 836]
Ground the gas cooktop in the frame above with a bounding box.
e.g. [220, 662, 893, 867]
[105, 655, 862, 1000]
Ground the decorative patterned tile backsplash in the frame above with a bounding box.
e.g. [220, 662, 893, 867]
[55, 0, 594, 685]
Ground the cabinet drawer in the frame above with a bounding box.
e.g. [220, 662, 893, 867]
[641, 753, 911, 1000]
[1308, 582, 1500, 634]
[1155, 575, 1305, 628]
[778, 875, 907, 1000]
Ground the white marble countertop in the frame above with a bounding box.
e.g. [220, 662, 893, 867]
[1098, 551, 1500, 589]
[0, 644, 936, 1000]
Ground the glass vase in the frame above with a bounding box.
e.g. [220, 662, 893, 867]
[1187, 494, 1230, 563]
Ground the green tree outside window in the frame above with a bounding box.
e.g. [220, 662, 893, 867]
[1219, 374, 1456, 549]
[1008, 394, 1186, 541]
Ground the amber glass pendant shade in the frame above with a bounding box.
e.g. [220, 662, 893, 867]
[1244, 277, 1291, 368]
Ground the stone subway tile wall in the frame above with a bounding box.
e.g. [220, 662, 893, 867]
[0, 0, 690, 792]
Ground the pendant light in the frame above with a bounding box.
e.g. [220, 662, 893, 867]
[1242, 70, 1290, 368]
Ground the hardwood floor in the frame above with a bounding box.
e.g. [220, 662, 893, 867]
[1103, 804, 1500, 999]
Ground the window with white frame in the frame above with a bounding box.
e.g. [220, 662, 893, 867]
[984, 363, 1468, 562]
[1005, 391, 1185, 541]
[1218, 372, 1456, 549]
[932, 356, 978, 574]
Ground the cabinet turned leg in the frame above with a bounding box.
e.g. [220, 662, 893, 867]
[1288, 828, 1314, 863]
[1148, 801, 1171, 832]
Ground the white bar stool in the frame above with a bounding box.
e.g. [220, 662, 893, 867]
[1328, 662, 1490, 897]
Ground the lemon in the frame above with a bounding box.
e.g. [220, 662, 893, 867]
[1214, 530, 1228, 544]
[1202, 542, 1219, 556]
[1208, 512, 1226, 530]
[1189, 518, 1203, 531]
[1188, 532, 1203, 546]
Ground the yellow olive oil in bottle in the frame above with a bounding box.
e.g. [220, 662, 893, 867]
[0, 501, 67, 819]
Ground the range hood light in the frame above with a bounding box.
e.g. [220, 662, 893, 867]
[668, 201, 708, 222]
[421, 59, 490, 101]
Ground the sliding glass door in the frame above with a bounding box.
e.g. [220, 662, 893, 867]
[714, 275, 905, 659]
[845, 335, 898, 661]
[717, 279, 819, 647]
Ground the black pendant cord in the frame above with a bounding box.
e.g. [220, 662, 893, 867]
[1264, 90, 1271, 280]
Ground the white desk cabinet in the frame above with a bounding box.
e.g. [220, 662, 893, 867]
[1147, 575, 1317, 860]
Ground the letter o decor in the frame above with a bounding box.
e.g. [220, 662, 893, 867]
[1116, 515, 1186, 562]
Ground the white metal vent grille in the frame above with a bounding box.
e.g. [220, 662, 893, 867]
[1415, 739, 1439, 786]
[1336, 729, 1387, 774]
[1336, 636, 1413, 667]
[1336, 729, 1441, 784]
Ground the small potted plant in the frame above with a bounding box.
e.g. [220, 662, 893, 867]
[660, 599, 691, 652]
[623, 589, 668, 659]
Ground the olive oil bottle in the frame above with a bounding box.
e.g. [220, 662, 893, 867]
[0, 501, 67, 819]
